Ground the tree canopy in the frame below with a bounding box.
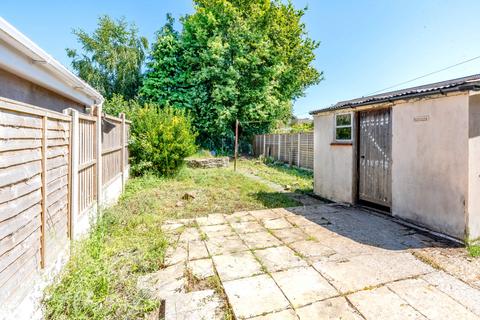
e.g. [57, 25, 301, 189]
[141, 0, 322, 150]
[67, 16, 148, 100]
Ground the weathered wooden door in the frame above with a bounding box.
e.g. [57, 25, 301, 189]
[358, 108, 392, 207]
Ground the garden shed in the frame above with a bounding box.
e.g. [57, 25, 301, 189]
[310, 74, 480, 242]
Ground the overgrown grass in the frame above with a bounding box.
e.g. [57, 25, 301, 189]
[237, 158, 313, 193]
[186, 149, 214, 159]
[468, 245, 480, 258]
[43, 167, 298, 319]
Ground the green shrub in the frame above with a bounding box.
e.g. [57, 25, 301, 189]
[129, 105, 197, 176]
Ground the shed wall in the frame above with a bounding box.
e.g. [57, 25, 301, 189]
[0, 68, 85, 114]
[468, 94, 480, 241]
[313, 114, 354, 203]
[391, 94, 469, 238]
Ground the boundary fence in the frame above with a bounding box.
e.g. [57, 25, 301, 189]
[0, 97, 130, 314]
[253, 132, 314, 170]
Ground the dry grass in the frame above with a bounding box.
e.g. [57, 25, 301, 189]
[237, 158, 313, 193]
[44, 166, 299, 319]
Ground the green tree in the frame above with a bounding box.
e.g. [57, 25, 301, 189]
[67, 16, 148, 100]
[141, 0, 322, 151]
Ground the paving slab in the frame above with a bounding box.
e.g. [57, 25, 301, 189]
[289, 240, 337, 262]
[179, 227, 201, 243]
[249, 209, 282, 221]
[212, 251, 263, 281]
[165, 245, 188, 266]
[239, 231, 283, 249]
[224, 211, 257, 223]
[421, 271, 480, 316]
[188, 258, 215, 280]
[254, 246, 308, 272]
[200, 224, 236, 239]
[270, 227, 309, 244]
[314, 234, 392, 257]
[188, 240, 210, 260]
[313, 252, 433, 293]
[196, 213, 227, 226]
[164, 289, 223, 320]
[271, 267, 337, 307]
[348, 286, 427, 320]
[137, 263, 185, 299]
[271, 207, 297, 217]
[296, 297, 363, 320]
[299, 224, 343, 242]
[162, 223, 185, 233]
[230, 221, 265, 234]
[223, 274, 291, 319]
[285, 215, 318, 228]
[263, 217, 293, 230]
[249, 308, 298, 320]
[388, 278, 478, 320]
[205, 236, 249, 256]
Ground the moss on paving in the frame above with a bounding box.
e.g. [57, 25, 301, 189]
[43, 167, 299, 319]
[237, 158, 313, 193]
[468, 245, 480, 258]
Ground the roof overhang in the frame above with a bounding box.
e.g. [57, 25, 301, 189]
[310, 75, 480, 116]
[0, 17, 103, 107]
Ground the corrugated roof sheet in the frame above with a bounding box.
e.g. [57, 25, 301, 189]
[310, 74, 480, 115]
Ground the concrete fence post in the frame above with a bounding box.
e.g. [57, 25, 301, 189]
[289, 134, 293, 166]
[96, 104, 103, 210]
[297, 133, 301, 167]
[120, 112, 126, 192]
[263, 135, 266, 156]
[278, 134, 281, 160]
[64, 108, 79, 239]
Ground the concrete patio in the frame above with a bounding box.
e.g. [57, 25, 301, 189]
[139, 204, 480, 319]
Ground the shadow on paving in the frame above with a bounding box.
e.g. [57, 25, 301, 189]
[285, 204, 460, 251]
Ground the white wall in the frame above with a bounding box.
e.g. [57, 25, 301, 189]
[468, 94, 480, 242]
[313, 113, 354, 203]
[391, 94, 469, 239]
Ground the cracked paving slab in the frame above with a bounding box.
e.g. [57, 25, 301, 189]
[312, 252, 434, 293]
[271, 266, 338, 308]
[205, 235, 249, 256]
[212, 251, 263, 281]
[387, 278, 479, 320]
[254, 246, 308, 272]
[238, 230, 283, 249]
[348, 285, 427, 320]
[164, 289, 224, 320]
[296, 297, 363, 320]
[230, 221, 265, 234]
[223, 274, 291, 319]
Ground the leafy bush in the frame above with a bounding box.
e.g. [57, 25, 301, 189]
[103, 93, 140, 118]
[129, 105, 197, 176]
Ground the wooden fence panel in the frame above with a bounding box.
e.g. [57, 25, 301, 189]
[78, 116, 97, 214]
[102, 115, 123, 186]
[45, 118, 70, 265]
[0, 98, 131, 313]
[253, 132, 313, 170]
[0, 99, 70, 306]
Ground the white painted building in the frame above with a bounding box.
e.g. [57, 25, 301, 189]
[310, 75, 480, 242]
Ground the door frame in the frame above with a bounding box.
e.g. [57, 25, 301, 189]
[353, 107, 393, 211]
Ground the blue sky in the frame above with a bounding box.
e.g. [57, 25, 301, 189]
[2, 1, 480, 117]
